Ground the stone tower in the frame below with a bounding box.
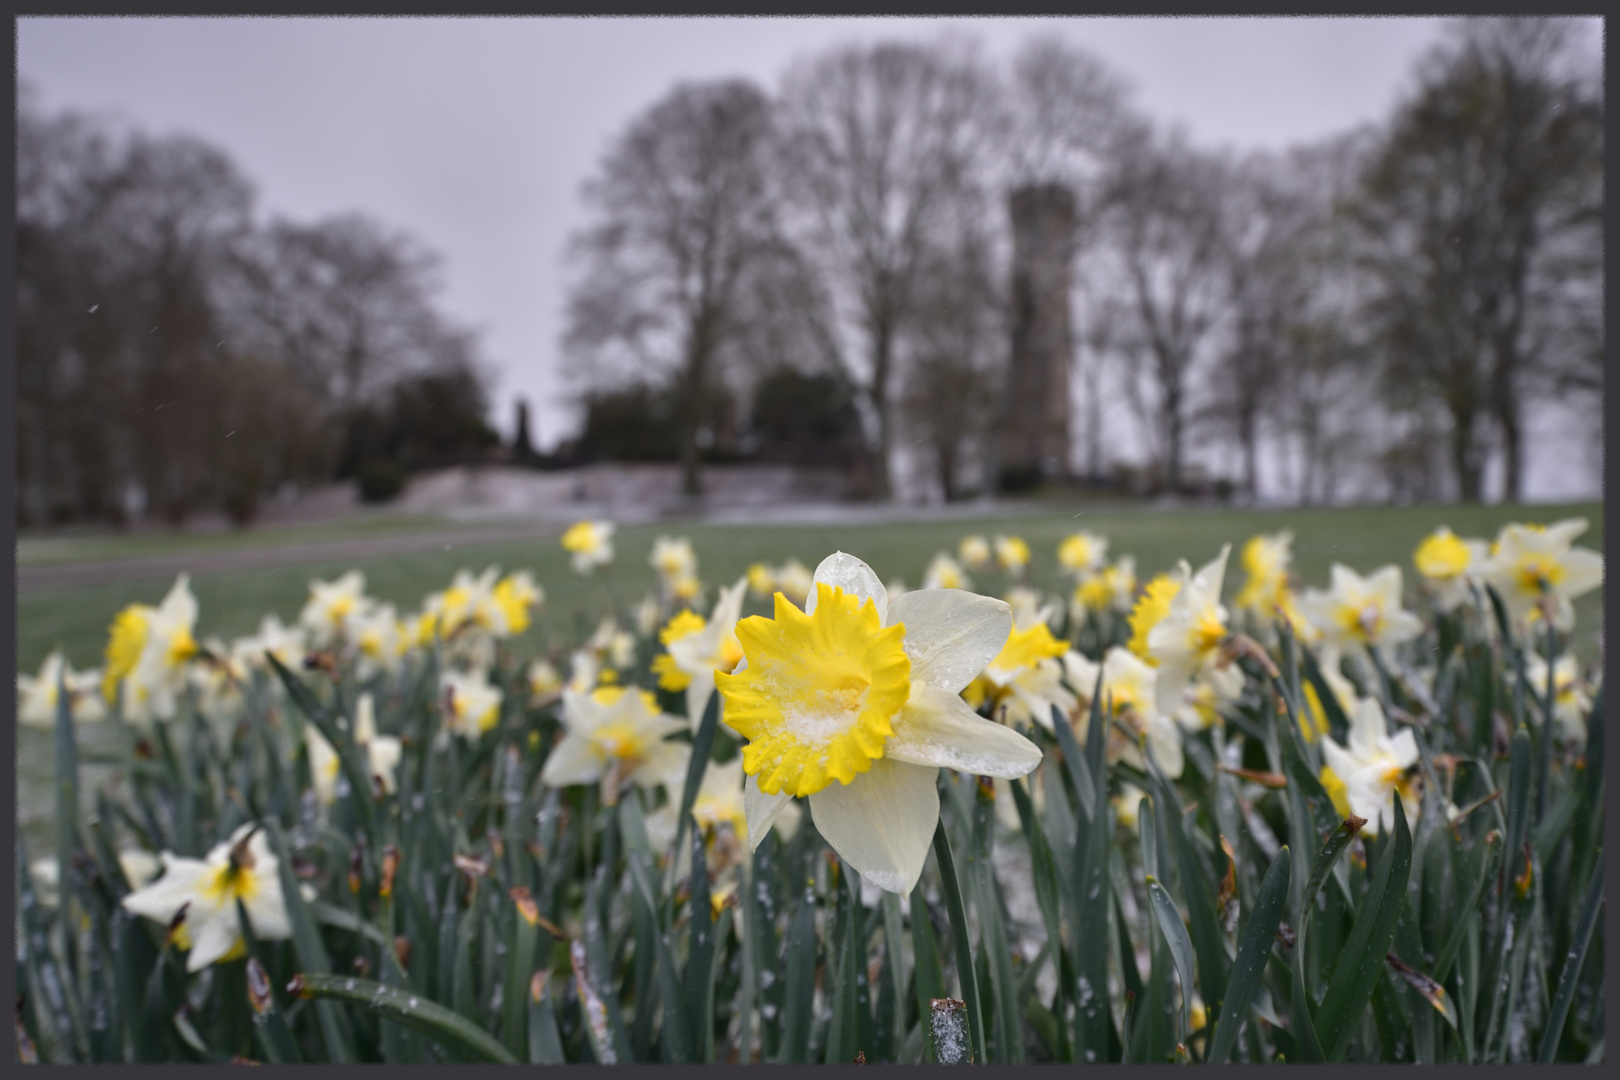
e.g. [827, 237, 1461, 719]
[1001, 183, 1076, 485]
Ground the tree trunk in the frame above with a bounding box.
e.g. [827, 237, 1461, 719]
[1163, 374, 1183, 495]
[870, 325, 894, 502]
[1451, 410, 1483, 502]
[937, 440, 957, 503]
[1240, 408, 1258, 498]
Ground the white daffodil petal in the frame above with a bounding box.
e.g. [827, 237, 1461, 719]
[1560, 548, 1603, 598]
[243, 880, 293, 940]
[539, 737, 604, 788]
[807, 552, 887, 625]
[885, 590, 1012, 694]
[807, 758, 939, 895]
[887, 686, 1044, 778]
[120, 857, 208, 923]
[744, 773, 796, 851]
[185, 910, 241, 973]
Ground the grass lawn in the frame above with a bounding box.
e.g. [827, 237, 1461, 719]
[14, 498, 1603, 851]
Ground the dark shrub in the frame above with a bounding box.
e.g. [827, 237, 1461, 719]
[357, 458, 407, 503]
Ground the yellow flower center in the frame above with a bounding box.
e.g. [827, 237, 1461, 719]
[650, 653, 691, 691]
[591, 719, 654, 761]
[493, 579, 535, 634]
[165, 627, 198, 668]
[746, 562, 775, 593]
[1128, 575, 1181, 665]
[1076, 575, 1113, 612]
[1515, 556, 1564, 596]
[990, 622, 1069, 672]
[198, 862, 260, 907]
[359, 630, 384, 658]
[1414, 530, 1471, 580]
[1337, 599, 1383, 643]
[329, 594, 355, 623]
[1320, 764, 1351, 818]
[104, 605, 151, 700]
[659, 610, 707, 645]
[717, 583, 911, 797]
[1058, 535, 1093, 570]
[561, 521, 601, 553]
[1300, 682, 1331, 743]
[1189, 609, 1228, 659]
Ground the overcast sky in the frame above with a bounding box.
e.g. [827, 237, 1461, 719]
[16, 16, 1603, 499]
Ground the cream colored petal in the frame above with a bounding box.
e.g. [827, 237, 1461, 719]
[1319, 736, 1356, 784]
[743, 773, 796, 851]
[368, 737, 403, 793]
[1558, 548, 1603, 600]
[1545, 518, 1589, 548]
[120, 856, 208, 924]
[1152, 658, 1196, 719]
[1145, 713, 1185, 780]
[807, 552, 886, 624]
[885, 589, 1012, 694]
[1382, 608, 1425, 646]
[886, 685, 1044, 778]
[539, 735, 604, 788]
[807, 758, 939, 895]
[1347, 697, 1389, 759]
[1384, 730, 1420, 770]
[242, 874, 293, 940]
[634, 741, 692, 790]
[684, 671, 718, 733]
[1365, 565, 1404, 606]
[185, 908, 241, 972]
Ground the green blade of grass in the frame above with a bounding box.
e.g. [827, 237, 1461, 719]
[527, 972, 567, 1063]
[1313, 797, 1415, 1060]
[909, 888, 946, 1063]
[289, 973, 516, 1062]
[671, 690, 721, 875]
[931, 818, 987, 1067]
[268, 654, 375, 835]
[262, 820, 356, 1063]
[1148, 765, 1232, 1022]
[1536, 856, 1604, 1063]
[1207, 845, 1291, 1063]
[778, 878, 818, 1063]
[1144, 875, 1197, 1047]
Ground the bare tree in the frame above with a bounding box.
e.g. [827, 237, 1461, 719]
[776, 38, 996, 500]
[1347, 17, 1602, 501]
[562, 79, 786, 497]
[1102, 128, 1235, 495]
[226, 213, 461, 410]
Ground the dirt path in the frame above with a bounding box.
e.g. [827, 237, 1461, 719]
[17, 522, 560, 595]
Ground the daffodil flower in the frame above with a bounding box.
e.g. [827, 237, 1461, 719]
[964, 596, 1074, 731]
[103, 574, 200, 727]
[1413, 526, 1489, 613]
[300, 570, 369, 648]
[442, 669, 505, 742]
[1172, 665, 1245, 734]
[528, 658, 564, 705]
[650, 536, 698, 584]
[121, 824, 293, 972]
[351, 602, 406, 680]
[1481, 519, 1602, 632]
[774, 559, 814, 607]
[1299, 658, 1358, 744]
[1147, 545, 1233, 719]
[1058, 531, 1109, 576]
[1525, 653, 1593, 746]
[540, 685, 690, 800]
[1300, 564, 1423, 662]
[1082, 646, 1186, 779]
[717, 552, 1042, 895]
[18, 650, 105, 729]
[1234, 531, 1295, 621]
[1073, 557, 1137, 618]
[1318, 696, 1419, 837]
[665, 577, 749, 732]
[1127, 567, 1187, 662]
[958, 535, 992, 569]
[561, 520, 616, 574]
[994, 535, 1031, 574]
[746, 562, 777, 599]
[230, 615, 307, 677]
[922, 552, 972, 591]
[306, 692, 403, 805]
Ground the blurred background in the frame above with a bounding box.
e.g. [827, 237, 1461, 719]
[16, 16, 1603, 532]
